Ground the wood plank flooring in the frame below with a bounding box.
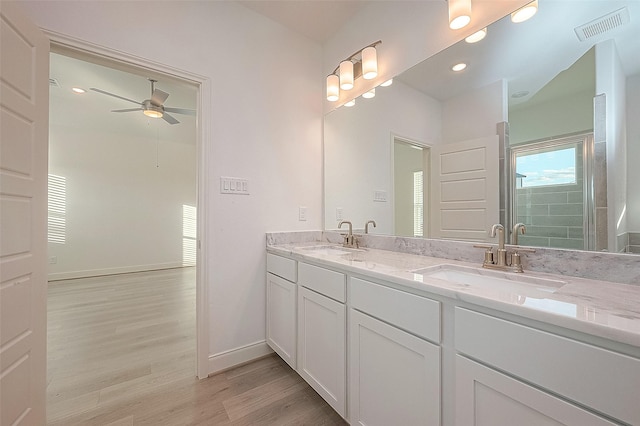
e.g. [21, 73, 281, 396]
[47, 268, 346, 425]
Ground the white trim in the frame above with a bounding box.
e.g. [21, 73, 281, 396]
[44, 30, 211, 380]
[48, 262, 187, 281]
[208, 341, 274, 375]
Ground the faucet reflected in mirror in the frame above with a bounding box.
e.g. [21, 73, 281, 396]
[365, 220, 377, 234]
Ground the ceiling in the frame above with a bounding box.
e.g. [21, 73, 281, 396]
[396, 1, 640, 106]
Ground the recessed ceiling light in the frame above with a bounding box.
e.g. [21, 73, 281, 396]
[512, 91, 530, 98]
[465, 28, 487, 43]
[380, 79, 393, 87]
[71, 87, 86, 94]
[511, 0, 538, 23]
[345, 99, 356, 107]
[452, 63, 467, 72]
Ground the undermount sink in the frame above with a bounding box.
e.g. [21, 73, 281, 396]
[413, 264, 566, 298]
[298, 245, 365, 256]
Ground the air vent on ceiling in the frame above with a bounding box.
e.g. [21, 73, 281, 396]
[49, 78, 61, 88]
[574, 7, 630, 42]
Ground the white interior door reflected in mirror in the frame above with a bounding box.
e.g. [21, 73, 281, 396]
[431, 135, 499, 242]
[393, 139, 430, 238]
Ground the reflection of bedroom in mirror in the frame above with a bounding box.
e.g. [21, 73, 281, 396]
[324, 0, 639, 255]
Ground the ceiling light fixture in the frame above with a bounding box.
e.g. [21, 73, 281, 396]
[452, 63, 467, 72]
[362, 88, 376, 99]
[380, 79, 393, 87]
[142, 101, 164, 118]
[465, 28, 487, 43]
[345, 99, 356, 107]
[326, 40, 381, 102]
[448, 0, 472, 30]
[71, 87, 86, 94]
[511, 0, 538, 23]
[512, 91, 530, 98]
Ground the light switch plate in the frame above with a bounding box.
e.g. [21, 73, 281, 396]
[336, 207, 343, 221]
[299, 206, 307, 221]
[220, 177, 249, 195]
[373, 190, 387, 202]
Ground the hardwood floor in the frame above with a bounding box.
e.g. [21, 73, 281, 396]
[47, 268, 346, 425]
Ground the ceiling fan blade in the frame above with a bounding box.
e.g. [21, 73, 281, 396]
[162, 112, 180, 125]
[151, 89, 169, 107]
[90, 88, 141, 105]
[164, 107, 196, 116]
[111, 108, 143, 113]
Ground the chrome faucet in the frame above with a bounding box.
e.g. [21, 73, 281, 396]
[364, 220, 377, 234]
[338, 220, 357, 248]
[474, 223, 535, 273]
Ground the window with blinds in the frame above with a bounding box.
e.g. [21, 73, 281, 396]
[182, 204, 197, 266]
[48, 174, 66, 244]
[413, 171, 424, 237]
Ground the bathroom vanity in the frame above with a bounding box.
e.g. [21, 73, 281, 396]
[266, 236, 640, 425]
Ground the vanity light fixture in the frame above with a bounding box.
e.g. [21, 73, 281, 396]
[452, 63, 467, 72]
[71, 87, 86, 94]
[326, 40, 381, 102]
[380, 79, 393, 87]
[511, 0, 538, 23]
[362, 88, 375, 99]
[448, 0, 472, 30]
[465, 28, 487, 43]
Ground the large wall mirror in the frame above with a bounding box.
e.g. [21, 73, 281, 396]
[324, 0, 640, 254]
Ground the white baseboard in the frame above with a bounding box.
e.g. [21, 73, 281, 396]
[48, 262, 185, 281]
[208, 341, 274, 375]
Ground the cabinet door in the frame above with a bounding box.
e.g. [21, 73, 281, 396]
[455, 355, 617, 426]
[266, 273, 297, 369]
[349, 309, 441, 426]
[297, 286, 346, 418]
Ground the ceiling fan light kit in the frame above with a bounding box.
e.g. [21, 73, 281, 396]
[90, 78, 195, 125]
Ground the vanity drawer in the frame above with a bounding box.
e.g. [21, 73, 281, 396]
[455, 307, 640, 425]
[298, 262, 346, 303]
[351, 277, 440, 344]
[267, 253, 297, 282]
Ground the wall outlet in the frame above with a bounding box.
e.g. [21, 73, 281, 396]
[49, 256, 57, 264]
[299, 206, 307, 221]
[336, 207, 343, 221]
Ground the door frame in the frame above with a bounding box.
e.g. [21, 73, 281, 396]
[45, 30, 211, 379]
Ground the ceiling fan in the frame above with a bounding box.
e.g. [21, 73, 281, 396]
[90, 79, 195, 125]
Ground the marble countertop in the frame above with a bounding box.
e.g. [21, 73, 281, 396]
[267, 242, 640, 349]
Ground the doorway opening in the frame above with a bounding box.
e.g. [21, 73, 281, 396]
[393, 138, 430, 238]
[46, 45, 203, 422]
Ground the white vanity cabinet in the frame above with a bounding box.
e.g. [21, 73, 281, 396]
[349, 277, 441, 426]
[266, 253, 297, 369]
[297, 262, 347, 418]
[454, 308, 640, 425]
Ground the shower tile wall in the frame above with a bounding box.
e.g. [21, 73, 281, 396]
[517, 146, 585, 250]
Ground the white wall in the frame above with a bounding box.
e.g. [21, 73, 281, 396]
[322, 0, 531, 110]
[48, 121, 196, 280]
[509, 89, 595, 145]
[596, 40, 627, 250]
[627, 72, 640, 232]
[324, 80, 441, 234]
[16, 0, 323, 371]
[442, 79, 507, 144]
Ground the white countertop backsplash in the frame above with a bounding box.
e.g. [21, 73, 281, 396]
[266, 231, 640, 349]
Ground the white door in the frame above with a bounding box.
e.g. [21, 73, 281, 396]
[349, 309, 440, 426]
[455, 356, 616, 426]
[297, 286, 346, 418]
[431, 135, 499, 241]
[266, 272, 297, 369]
[0, 3, 49, 425]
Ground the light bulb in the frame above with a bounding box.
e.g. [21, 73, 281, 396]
[511, 0, 538, 23]
[362, 88, 375, 99]
[326, 75, 340, 101]
[361, 46, 378, 80]
[449, 0, 471, 30]
[339, 60, 354, 90]
[381, 79, 393, 87]
[345, 99, 356, 107]
[465, 28, 487, 43]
